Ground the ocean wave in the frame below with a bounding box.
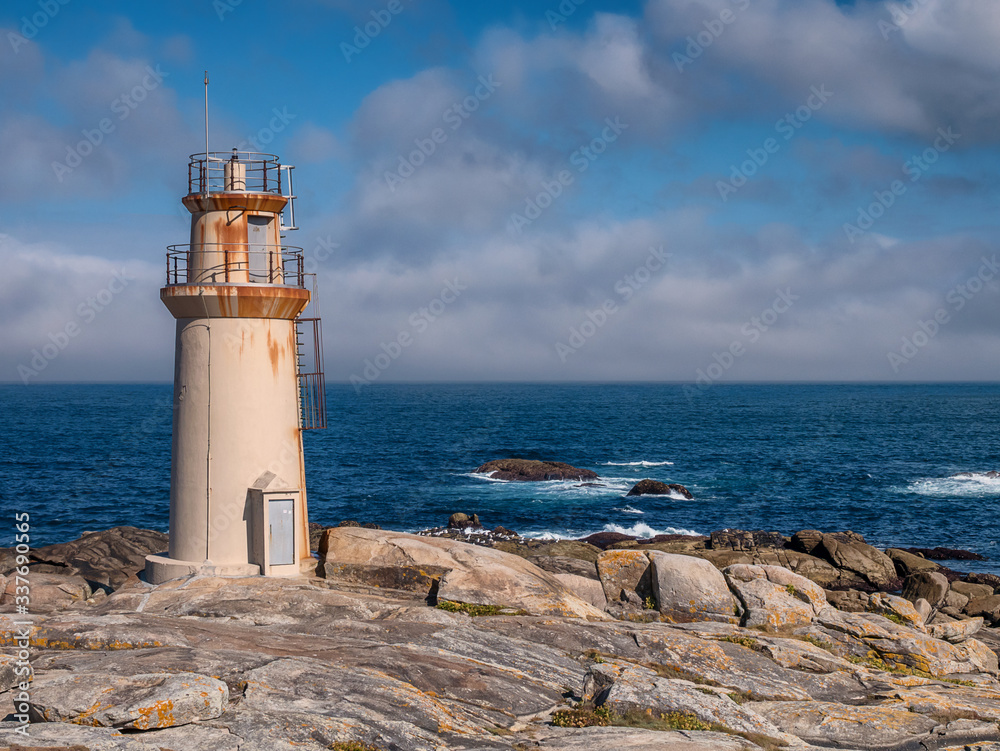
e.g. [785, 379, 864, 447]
[523, 522, 702, 541]
[460, 471, 509, 483]
[602, 522, 701, 538]
[602, 460, 674, 467]
[612, 505, 645, 514]
[908, 472, 1000, 497]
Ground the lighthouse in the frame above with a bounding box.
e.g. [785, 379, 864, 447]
[145, 149, 326, 583]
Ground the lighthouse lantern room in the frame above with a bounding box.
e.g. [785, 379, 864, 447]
[145, 148, 326, 584]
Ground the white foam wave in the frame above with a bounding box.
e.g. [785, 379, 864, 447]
[613, 505, 645, 514]
[460, 471, 509, 483]
[908, 472, 1000, 498]
[602, 460, 674, 467]
[602, 522, 701, 538]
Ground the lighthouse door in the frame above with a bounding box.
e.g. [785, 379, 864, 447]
[268, 498, 295, 566]
[247, 216, 272, 282]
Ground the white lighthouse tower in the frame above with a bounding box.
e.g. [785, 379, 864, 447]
[146, 148, 326, 583]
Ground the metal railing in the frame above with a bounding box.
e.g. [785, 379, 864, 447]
[295, 318, 327, 430]
[165, 243, 305, 286]
[187, 150, 283, 195]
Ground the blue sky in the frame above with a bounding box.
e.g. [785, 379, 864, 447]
[3, 0, 1000, 384]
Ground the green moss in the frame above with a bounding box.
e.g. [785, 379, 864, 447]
[435, 600, 526, 617]
[721, 635, 762, 651]
[785, 584, 796, 596]
[329, 742, 381, 751]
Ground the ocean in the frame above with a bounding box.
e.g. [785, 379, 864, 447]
[2, 383, 999, 572]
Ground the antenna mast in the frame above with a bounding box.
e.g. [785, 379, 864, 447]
[203, 71, 210, 196]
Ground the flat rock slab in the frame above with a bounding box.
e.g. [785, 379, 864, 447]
[0, 721, 163, 749]
[528, 726, 767, 750]
[751, 700, 939, 749]
[241, 656, 493, 748]
[473, 459, 599, 482]
[29, 671, 228, 729]
[596, 663, 793, 743]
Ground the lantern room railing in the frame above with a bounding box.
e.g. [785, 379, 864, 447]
[165, 244, 306, 287]
[188, 151, 283, 195]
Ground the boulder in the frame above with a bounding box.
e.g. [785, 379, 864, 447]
[900, 545, 987, 561]
[901, 570, 950, 608]
[2, 572, 92, 612]
[966, 595, 1000, 624]
[945, 589, 971, 611]
[813, 533, 899, 590]
[28, 526, 168, 591]
[927, 616, 984, 644]
[953, 580, 996, 600]
[625, 479, 693, 499]
[824, 588, 870, 613]
[867, 592, 925, 631]
[474, 459, 598, 481]
[320, 527, 607, 619]
[789, 529, 825, 555]
[553, 573, 607, 610]
[723, 564, 827, 632]
[647, 551, 739, 624]
[29, 671, 228, 729]
[886, 547, 941, 577]
[447, 512, 481, 529]
[965, 572, 1000, 590]
[596, 550, 654, 605]
[709, 529, 786, 551]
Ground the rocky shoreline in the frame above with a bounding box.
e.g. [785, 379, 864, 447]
[1, 518, 999, 751]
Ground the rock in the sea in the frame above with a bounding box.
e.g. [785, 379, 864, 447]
[625, 479, 693, 499]
[901, 545, 988, 561]
[648, 551, 739, 624]
[474, 458, 598, 482]
[723, 564, 827, 631]
[447, 512, 481, 529]
[901, 570, 950, 608]
[320, 527, 607, 619]
[29, 671, 228, 729]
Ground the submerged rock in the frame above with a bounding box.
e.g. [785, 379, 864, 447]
[474, 458, 599, 481]
[625, 479, 693, 498]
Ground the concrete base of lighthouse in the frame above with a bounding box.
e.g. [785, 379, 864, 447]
[144, 555, 261, 584]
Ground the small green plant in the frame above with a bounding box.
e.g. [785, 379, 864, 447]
[884, 613, 908, 626]
[329, 742, 381, 751]
[551, 705, 613, 728]
[799, 635, 836, 652]
[785, 584, 796, 596]
[721, 635, 762, 651]
[643, 595, 657, 610]
[435, 600, 525, 617]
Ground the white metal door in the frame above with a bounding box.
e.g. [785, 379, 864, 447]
[268, 499, 295, 566]
[248, 216, 271, 282]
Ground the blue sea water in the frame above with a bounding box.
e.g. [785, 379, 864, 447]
[2, 383, 999, 571]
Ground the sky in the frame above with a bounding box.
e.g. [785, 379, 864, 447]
[2, 0, 1000, 386]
